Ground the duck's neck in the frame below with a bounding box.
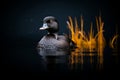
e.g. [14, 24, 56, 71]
[47, 32, 58, 40]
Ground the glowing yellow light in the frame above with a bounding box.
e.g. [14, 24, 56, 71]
[67, 15, 106, 69]
[67, 16, 106, 52]
[67, 15, 119, 69]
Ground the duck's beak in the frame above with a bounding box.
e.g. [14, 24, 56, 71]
[39, 23, 49, 30]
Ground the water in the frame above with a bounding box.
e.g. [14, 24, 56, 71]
[2, 37, 120, 78]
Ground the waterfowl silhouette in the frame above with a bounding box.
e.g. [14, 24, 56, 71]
[37, 16, 75, 56]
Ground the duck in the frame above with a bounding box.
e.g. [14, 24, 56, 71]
[37, 16, 76, 52]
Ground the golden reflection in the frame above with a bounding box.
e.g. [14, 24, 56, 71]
[69, 49, 97, 69]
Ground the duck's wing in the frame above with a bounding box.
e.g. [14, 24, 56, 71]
[62, 33, 77, 49]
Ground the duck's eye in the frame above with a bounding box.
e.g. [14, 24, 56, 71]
[46, 20, 50, 23]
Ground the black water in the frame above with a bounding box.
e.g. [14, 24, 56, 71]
[2, 36, 120, 79]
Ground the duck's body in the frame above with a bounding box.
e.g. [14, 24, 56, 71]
[38, 33, 70, 50]
[37, 16, 75, 56]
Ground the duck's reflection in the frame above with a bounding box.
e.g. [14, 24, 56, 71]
[37, 48, 70, 71]
[38, 48, 70, 56]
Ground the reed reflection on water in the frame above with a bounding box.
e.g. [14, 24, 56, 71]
[69, 49, 104, 70]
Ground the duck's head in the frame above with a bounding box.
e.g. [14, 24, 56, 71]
[39, 16, 59, 34]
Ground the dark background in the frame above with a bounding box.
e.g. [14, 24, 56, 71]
[1, 0, 120, 78]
